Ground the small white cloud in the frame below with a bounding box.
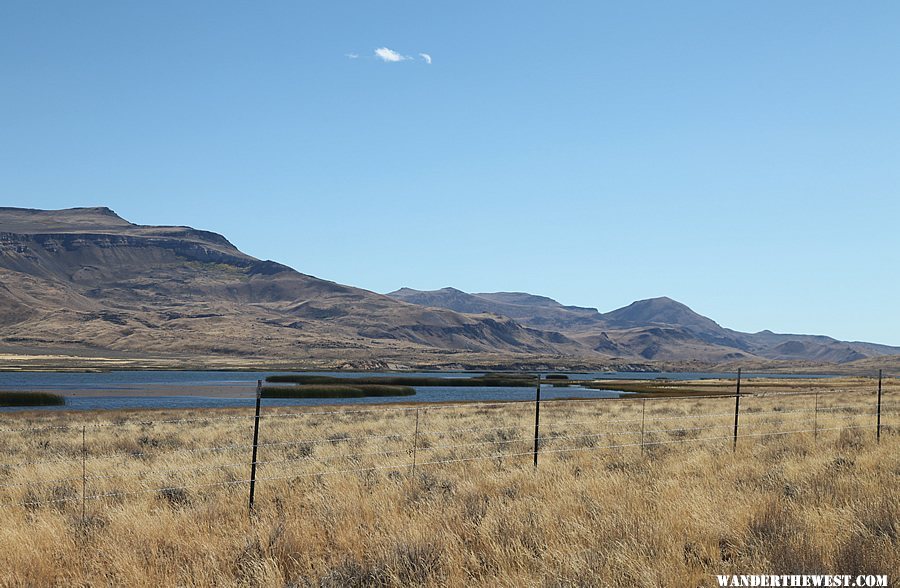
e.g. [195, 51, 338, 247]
[345, 53, 359, 59]
[419, 53, 432, 64]
[374, 47, 407, 62]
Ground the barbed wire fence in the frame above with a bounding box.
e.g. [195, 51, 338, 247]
[0, 371, 893, 521]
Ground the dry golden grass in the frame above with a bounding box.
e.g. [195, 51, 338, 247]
[0, 379, 897, 587]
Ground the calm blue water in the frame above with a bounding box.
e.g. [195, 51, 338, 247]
[0, 371, 493, 390]
[0, 386, 626, 412]
[0, 370, 835, 412]
[0, 370, 831, 390]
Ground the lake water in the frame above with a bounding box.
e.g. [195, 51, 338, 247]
[0, 370, 834, 412]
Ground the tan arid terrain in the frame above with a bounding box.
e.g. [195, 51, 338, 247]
[0, 377, 896, 586]
[389, 289, 900, 365]
[2, 207, 899, 373]
[0, 207, 587, 369]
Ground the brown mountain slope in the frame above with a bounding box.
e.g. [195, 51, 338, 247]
[388, 288, 900, 364]
[0, 207, 588, 364]
[4, 207, 893, 370]
[389, 287, 604, 330]
[388, 289, 761, 363]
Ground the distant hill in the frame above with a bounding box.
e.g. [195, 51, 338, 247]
[388, 287, 900, 364]
[388, 287, 603, 330]
[602, 297, 721, 332]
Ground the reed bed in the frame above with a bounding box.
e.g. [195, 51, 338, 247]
[0, 378, 895, 586]
[0, 391, 65, 407]
[260, 384, 416, 398]
[265, 374, 537, 387]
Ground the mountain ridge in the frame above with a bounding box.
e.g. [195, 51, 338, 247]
[0, 207, 585, 365]
[387, 287, 900, 364]
[1, 207, 897, 370]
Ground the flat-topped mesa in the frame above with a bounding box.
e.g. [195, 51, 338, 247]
[0, 206, 133, 233]
[0, 206, 240, 251]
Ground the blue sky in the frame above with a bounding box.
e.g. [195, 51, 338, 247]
[2, 1, 898, 345]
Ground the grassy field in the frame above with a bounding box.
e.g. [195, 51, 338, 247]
[0, 378, 896, 586]
[576, 375, 882, 397]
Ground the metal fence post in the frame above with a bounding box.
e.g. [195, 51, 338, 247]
[813, 391, 819, 444]
[81, 425, 86, 523]
[411, 407, 420, 479]
[533, 374, 541, 468]
[876, 369, 883, 443]
[732, 368, 742, 452]
[640, 399, 647, 456]
[248, 380, 262, 517]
